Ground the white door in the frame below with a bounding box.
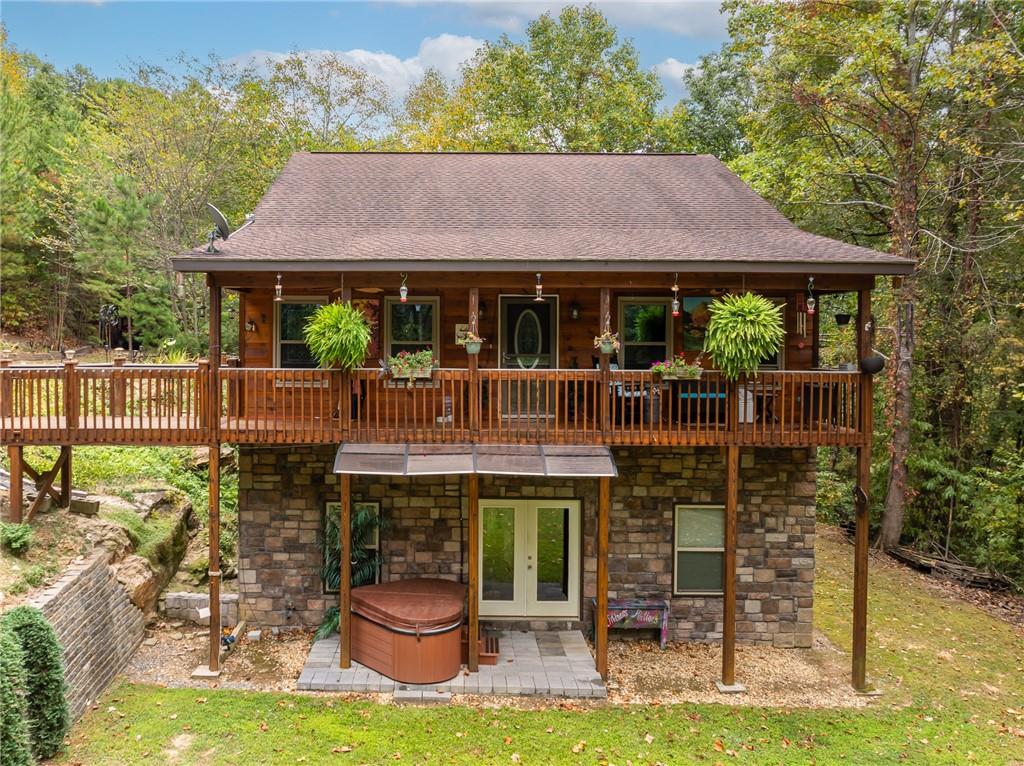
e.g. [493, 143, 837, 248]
[479, 499, 580, 618]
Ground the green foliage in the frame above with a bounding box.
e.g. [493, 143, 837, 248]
[0, 627, 31, 766]
[99, 507, 178, 568]
[399, 6, 663, 152]
[7, 563, 58, 595]
[302, 301, 371, 370]
[314, 606, 340, 642]
[702, 293, 785, 381]
[0, 607, 69, 761]
[386, 349, 436, 376]
[321, 504, 384, 593]
[0, 522, 34, 555]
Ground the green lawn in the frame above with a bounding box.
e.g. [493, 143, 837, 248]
[57, 530, 1024, 765]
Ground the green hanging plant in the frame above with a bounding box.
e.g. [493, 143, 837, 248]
[303, 301, 372, 371]
[703, 292, 785, 381]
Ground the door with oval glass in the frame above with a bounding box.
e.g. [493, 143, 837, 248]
[479, 499, 580, 618]
[498, 296, 558, 417]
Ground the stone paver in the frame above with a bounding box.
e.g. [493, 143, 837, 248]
[296, 630, 605, 699]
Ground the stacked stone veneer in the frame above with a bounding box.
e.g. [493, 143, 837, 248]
[238, 446, 815, 647]
[161, 592, 239, 627]
[28, 553, 145, 720]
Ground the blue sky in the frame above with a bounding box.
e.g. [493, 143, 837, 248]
[2, 1, 729, 104]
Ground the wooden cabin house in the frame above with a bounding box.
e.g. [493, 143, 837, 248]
[1, 152, 913, 691]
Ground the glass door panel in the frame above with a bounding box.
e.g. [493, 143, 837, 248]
[526, 501, 581, 617]
[480, 502, 525, 615]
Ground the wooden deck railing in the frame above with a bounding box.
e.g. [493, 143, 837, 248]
[0, 362, 868, 448]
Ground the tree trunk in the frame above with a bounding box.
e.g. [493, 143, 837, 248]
[879, 285, 915, 549]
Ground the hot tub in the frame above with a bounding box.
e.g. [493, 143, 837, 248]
[350, 578, 466, 684]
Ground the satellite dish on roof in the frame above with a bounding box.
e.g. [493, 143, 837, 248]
[205, 203, 231, 253]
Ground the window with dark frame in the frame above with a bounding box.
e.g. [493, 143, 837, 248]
[673, 504, 725, 595]
[618, 298, 672, 369]
[384, 297, 439, 358]
[277, 299, 324, 368]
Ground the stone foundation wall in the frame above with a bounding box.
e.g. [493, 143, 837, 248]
[28, 553, 145, 720]
[161, 592, 240, 627]
[237, 446, 815, 647]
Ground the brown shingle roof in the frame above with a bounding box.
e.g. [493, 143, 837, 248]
[173, 152, 914, 274]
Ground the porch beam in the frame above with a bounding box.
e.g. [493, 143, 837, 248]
[467, 473, 480, 672]
[852, 287, 873, 691]
[718, 444, 743, 693]
[339, 472, 352, 669]
[468, 287, 480, 440]
[207, 445, 222, 674]
[208, 270, 878, 292]
[7, 445, 23, 523]
[596, 475, 610, 680]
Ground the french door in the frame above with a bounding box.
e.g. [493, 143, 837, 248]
[479, 499, 580, 618]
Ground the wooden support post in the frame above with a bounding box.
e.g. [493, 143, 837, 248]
[59, 445, 71, 508]
[208, 280, 222, 442]
[468, 287, 480, 441]
[63, 357, 78, 435]
[339, 472, 352, 669]
[207, 445, 222, 674]
[7, 445, 23, 523]
[467, 473, 480, 672]
[0, 355, 12, 420]
[852, 287, 873, 691]
[719, 444, 742, 692]
[596, 475, 610, 680]
[26, 448, 69, 521]
[111, 349, 127, 417]
[599, 288, 611, 434]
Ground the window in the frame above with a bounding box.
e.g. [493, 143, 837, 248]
[674, 505, 725, 594]
[276, 299, 325, 368]
[384, 297, 439, 358]
[618, 298, 672, 370]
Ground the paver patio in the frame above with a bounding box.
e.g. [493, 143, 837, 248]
[297, 630, 607, 700]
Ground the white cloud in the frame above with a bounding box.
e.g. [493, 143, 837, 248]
[402, 1, 728, 38]
[654, 56, 694, 103]
[231, 33, 484, 104]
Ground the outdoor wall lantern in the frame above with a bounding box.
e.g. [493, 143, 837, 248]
[399, 272, 409, 303]
[245, 319, 257, 333]
[274, 273, 283, 302]
[671, 273, 681, 318]
[569, 301, 581, 320]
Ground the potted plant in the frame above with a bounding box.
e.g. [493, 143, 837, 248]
[303, 301, 372, 370]
[650, 353, 704, 382]
[387, 349, 435, 381]
[463, 331, 485, 355]
[703, 292, 785, 380]
[593, 330, 620, 356]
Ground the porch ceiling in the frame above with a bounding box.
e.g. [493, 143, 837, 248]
[332, 443, 617, 478]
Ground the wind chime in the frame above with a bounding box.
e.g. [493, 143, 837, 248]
[671, 273, 681, 318]
[794, 277, 815, 348]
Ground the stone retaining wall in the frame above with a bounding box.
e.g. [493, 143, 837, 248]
[161, 591, 239, 627]
[238, 446, 815, 647]
[28, 553, 145, 720]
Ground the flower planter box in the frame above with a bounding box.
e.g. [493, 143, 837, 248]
[392, 368, 433, 381]
[653, 369, 703, 382]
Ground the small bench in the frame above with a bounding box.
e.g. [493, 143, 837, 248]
[592, 597, 670, 650]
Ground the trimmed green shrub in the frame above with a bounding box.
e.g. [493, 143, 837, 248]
[0, 627, 31, 766]
[703, 292, 786, 381]
[303, 301, 372, 370]
[1, 606, 69, 761]
[0, 522, 34, 555]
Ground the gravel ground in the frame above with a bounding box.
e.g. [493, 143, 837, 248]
[123, 622, 868, 708]
[123, 622, 315, 692]
[605, 632, 871, 708]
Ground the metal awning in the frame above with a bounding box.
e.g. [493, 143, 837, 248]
[333, 443, 617, 478]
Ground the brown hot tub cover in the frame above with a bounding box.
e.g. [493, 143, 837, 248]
[350, 578, 466, 634]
